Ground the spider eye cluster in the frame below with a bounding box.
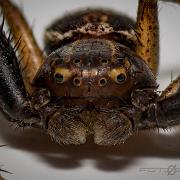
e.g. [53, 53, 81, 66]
[52, 61, 128, 86]
[53, 66, 127, 86]
[51, 48, 130, 88]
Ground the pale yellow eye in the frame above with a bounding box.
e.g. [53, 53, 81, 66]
[116, 73, 126, 83]
[108, 67, 127, 84]
[53, 67, 72, 83]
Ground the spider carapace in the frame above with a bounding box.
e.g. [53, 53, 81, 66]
[0, 0, 180, 145]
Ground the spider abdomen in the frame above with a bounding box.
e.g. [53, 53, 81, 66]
[44, 9, 136, 54]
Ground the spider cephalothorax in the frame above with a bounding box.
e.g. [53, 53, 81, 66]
[34, 37, 157, 144]
[0, 0, 180, 145]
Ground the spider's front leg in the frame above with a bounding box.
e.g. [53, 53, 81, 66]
[0, 24, 40, 128]
[136, 0, 180, 75]
[0, 0, 44, 94]
[0, 0, 46, 127]
[138, 76, 180, 129]
[136, 0, 159, 75]
[135, 0, 180, 129]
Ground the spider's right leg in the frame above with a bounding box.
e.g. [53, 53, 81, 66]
[136, 0, 159, 75]
[0, 23, 40, 127]
[137, 76, 180, 129]
[136, 0, 180, 76]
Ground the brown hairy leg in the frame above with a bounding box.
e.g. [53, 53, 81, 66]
[139, 76, 180, 129]
[162, 0, 180, 3]
[135, 0, 180, 129]
[154, 0, 180, 124]
[136, 0, 159, 75]
[0, 0, 44, 94]
[159, 76, 180, 100]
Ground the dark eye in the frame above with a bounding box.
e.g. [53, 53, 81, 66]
[116, 73, 126, 83]
[99, 78, 107, 86]
[108, 67, 127, 84]
[73, 59, 81, 64]
[101, 59, 108, 64]
[54, 73, 64, 83]
[53, 67, 72, 84]
[73, 77, 81, 86]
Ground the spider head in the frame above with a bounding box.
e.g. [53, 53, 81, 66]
[34, 38, 157, 101]
[33, 38, 158, 145]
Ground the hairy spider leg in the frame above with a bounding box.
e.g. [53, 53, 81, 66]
[138, 76, 180, 129]
[0, 0, 44, 94]
[0, 22, 41, 127]
[134, 0, 180, 130]
[136, 0, 159, 75]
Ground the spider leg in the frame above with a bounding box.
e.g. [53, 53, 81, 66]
[136, 0, 159, 75]
[160, 76, 180, 101]
[137, 76, 180, 129]
[136, 0, 180, 129]
[0, 23, 41, 128]
[0, 0, 44, 94]
[161, 0, 180, 3]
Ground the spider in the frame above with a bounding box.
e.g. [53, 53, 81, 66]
[0, 0, 179, 146]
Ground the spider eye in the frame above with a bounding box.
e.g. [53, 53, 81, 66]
[53, 67, 72, 84]
[73, 59, 81, 64]
[101, 59, 108, 65]
[73, 77, 81, 86]
[54, 73, 64, 83]
[99, 78, 107, 86]
[116, 73, 126, 83]
[108, 67, 127, 84]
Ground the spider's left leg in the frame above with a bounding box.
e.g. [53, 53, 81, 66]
[0, 22, 41, 127]
[0, 0, 44, 94]
[136, 0, 159, 75]
[138, 76, 180, 129]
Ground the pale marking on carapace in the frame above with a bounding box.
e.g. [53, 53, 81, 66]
[45, 23, 136, 45]
[82, 69, 98, 78]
